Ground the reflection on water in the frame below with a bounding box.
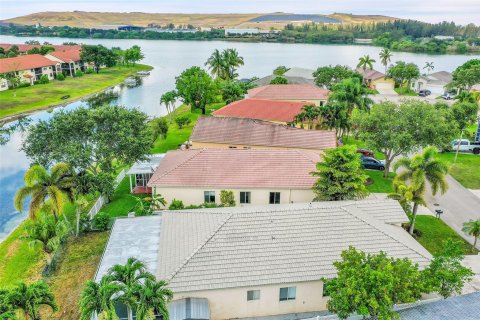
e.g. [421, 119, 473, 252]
[0, 117, 31, 146]
[86, 88, 121, 108]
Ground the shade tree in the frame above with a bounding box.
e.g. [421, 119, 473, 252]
[175, 66, 218, 114]
[313, 65, 362, 89]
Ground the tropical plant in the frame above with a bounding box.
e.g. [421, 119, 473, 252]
[168, 199, 184, 210]
[205, 48, 244, 80]
[92, 212, 112, 231]
[14, 163, 75, 221]
[357, 54, 376, 71]
[273, 65, 289, 76]
[462, 219, 480, 250]
[313, 65, 363, 90]
[205, 49, 224, 79]
[75, 197, 90, 236]
[450, 101, 479, 130]
[149, 194, 167, 211]
[109, 257, 155, 320]
[311, 145, 368, 201]
[175, 66, 218, 114]
[79, 276, 121, 320]
[160, 90, 177, 122]
[23, 213, 71, 256]
[379, 48, 392, 73]
[393, 147, 449, 235]
[318, 103, 350, 138]
[423, 61, 434, 75]
[8, 281, 58, 320]
[220, 190, 236, 207]
[134, 279, 173, 320]
[221, 80, 244, 104]
[387, 61, 420, 88]
[269, 76, 288, 84]
[454, 91, 476, 103]
[0, 288, 15, 320]
[329, 78, 373, 114]
[294, 104, 321, 129]
[174, 115, 191, 129]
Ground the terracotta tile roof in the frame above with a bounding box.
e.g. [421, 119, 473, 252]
[147, 148, 320, 189]
[47, 49, 81, 63]
[356, 68, 386, 81]
[212, 98, 307, 122]
[247, 84, 330, 100]
[0, 54, 57, 74]
[190, 116, 337, 150]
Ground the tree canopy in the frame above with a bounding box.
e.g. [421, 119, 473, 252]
[80, 44, 117, 73]
[387, 61, 420, 86]
[451, 59, 480, 91]
[313, 65, 362, 89]
[175, 66, 218, 114]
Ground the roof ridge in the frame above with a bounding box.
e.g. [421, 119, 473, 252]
[155, 149, 203, 181]
[341, 205, 431, 262]
[294, 148, 320, 164]
[167, 212, 234, 281]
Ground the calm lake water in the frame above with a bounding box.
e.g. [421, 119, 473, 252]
[0, 34, 479, 240]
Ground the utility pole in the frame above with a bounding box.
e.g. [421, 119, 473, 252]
[454, 129, 464, 164]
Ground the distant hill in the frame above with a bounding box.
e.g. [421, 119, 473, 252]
[2, 11, 398, 29]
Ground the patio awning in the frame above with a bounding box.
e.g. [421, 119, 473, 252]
[126, 154, 165, 175]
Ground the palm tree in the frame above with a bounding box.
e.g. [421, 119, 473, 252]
[329, 77, 373, 114]
[23, 213, 71, 257]
[462, 219, 480, 250]
[393, 147, 449, 235]
[423, 61, 434, 75]
[14, 163, 75, 221]
[357, 54, 376, 72]
[294, 104, 320, 129]
[160, 90, 177, 123]
[387, 181, 426, 215]
[222, 48, 244, 80]
[79, 276, 121, 320]
[8, 281, 58, 320]
[75, 197, 89, 236]
[135, 279, 173, 320]
[379, 48, 392, 74]
[205, 49, 224, 79]
[109, 257, 155, 320]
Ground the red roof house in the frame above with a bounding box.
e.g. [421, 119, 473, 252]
[46, 49, 82, 63]
[0, 54, 58, 74]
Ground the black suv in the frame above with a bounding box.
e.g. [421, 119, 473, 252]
[418, 89, 431, 97]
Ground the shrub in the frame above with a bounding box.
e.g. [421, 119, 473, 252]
[17, 82, 31, 88]
[175, 115, 191, 129]
[75, 70, 84, 77]
[270, 76, 288, 85]
[169, 199, 185, 210]
[185, 204, 202, 209]
[92, 212, 111, 231]
[56, 73, 66, 81]
[220, 190, 236, 207]
[202, 202, 219, 208]
[38, 75, 49, 84]
[85, 68, 94, 74]
[149, 117, 169, 139]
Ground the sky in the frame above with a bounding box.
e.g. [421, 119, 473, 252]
[0, 0, 479, 24]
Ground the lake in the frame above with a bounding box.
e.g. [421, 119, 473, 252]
[0, 34, 479, 240]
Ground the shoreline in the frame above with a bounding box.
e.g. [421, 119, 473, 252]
[0, 64, 153, 124]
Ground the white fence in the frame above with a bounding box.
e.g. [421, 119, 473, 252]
[88, 169, 127, 218]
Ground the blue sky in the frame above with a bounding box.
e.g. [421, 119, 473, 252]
[0, 0, 478, 24]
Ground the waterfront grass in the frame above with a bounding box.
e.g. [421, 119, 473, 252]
[0, 64, 152, 119]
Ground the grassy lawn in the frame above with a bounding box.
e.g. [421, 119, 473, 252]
[365, 170, 395, 193]
[394, 85, 417, 96]
[0, 64, 152, 119]
[414, 215, 478, 255]
[100, 177, 148, 218]
[343, 136, 385, 160]
[436, 152, 480, 189]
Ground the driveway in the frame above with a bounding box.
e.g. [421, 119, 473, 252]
[424, 175, 480, 250]
[376, 87, 398, 95]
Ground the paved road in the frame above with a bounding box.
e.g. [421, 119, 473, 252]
[370, 94, 454, 105]
[425, 175, 480, 249]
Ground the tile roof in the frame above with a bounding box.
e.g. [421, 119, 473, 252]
[147, 148, 320, 189]
[0, 43, 81, 52]
[247, 84, 330, 100]
[253, 75, 315, 86]
[47, 49, 82, 63]
[284, 67, 315, 80]
[156, 200, 430, 292]
[420, 71, 452, 85]
[356, 68, 386, 81]
[190, 116, 337, 150]
[0, 54, 58, 74]
[212, 98, 307, 122]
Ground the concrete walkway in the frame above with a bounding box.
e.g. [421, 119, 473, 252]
[425, 175, 480, 250]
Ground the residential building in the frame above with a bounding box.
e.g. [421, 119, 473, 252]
[0, 43, 81, 54]
[283, 67, 315, 80]
[190, 116, 337, 151]
[433, 35, 455, 41]
[225, 28, 259, 36]
[411, 71, 453, 95]
[147, 148, 320, 206]
[126, 154, 165, 194]
[213, 98, 307, 124]
[45, 49, 84, 76]
[356, 67, 395, 91]
[253, 74, 315, 86]
[246, 84, 330, 105]
[0, 54, 59, 87]
[95, 200, 431, 320]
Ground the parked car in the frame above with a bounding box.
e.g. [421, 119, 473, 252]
[360, 156, 385, 171]
[451, 139, 480, 155]
[357, 148, 374, 157]
[418, 89, 431, 97]
[442, 93, 455, 100]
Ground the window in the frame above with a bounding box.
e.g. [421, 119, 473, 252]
[269, 192, 280, 204]
[240, 191, 251, 204]
[322, 282, 330, 297]
[247, 290, 260, 301]
[204, 191, 215, 203]
[279, 287, 296, 301]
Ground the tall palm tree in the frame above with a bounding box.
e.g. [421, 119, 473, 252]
[393, 147, 449, 235]
[329, 77, 373, 114]
[222, 48, 244, 80]
[387, 181, 426, 215]
[357, 54, 376, 72]
[8, 281, 58, 320]
[79, 276, 121, 320]
[462, 219, 480, 250]
[160, 90, 177, 122]
[14, 163, 75, 221]
[135, 279, 173, 320]
[205, 49, 224, 79]
[423, 61, 434, 75]
[294, 104, 320, 129]
[109, 257, 155, 320]
[379, 48, 392, 74]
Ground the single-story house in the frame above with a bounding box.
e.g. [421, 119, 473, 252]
[189, 116, 337, 151]
[284, 67, 315, 80]
[212, 98, 307, 124]
[126, 154, 165, 194]
[356, 68, 395, 91]
[247, 84, 330, 106]
[253, 75, 315, 86]
[95, 200, 431, 320]
[411, 71, 452, 95]
[147, 148, 320, 206]
[0, 54, 60, 89]
[45, 49, 84, 76]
